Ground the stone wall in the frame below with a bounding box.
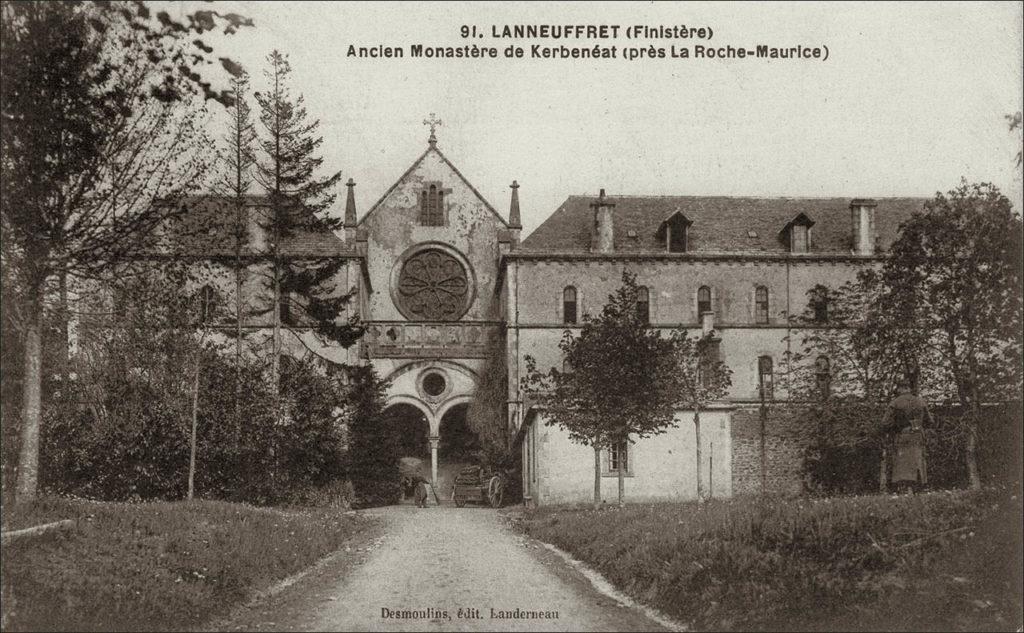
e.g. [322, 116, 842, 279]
[730, 405, 819, 497]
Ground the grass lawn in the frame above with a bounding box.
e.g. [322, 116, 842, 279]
[513, 487, 1022, 631]
[1, 497, 380, 631]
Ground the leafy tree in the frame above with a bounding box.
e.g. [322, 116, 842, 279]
[0, 1, 250, 502]
[523, 270, 689, 507]
[344, 365, 398, 507]
[252, 50, 360, 408]
[670, 329, 732, 501]
[870, 181, 1023, 489]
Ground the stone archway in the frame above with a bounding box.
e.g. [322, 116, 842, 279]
[435, 401, 489, 502]
[381, 402, 430, 503]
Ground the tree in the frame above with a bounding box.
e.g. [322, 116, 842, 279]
[344, 365, 397, 507]
[215, 69, 258, 404]
[670, 329, 732, 501]
[1, 1, 250, 502]
[252, 50, 360, 411]
[522, 271, 687, 507]
[870, 181, 1023, 489]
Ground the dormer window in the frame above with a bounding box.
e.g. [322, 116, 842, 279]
[780, 212, 815, 253]
[420, 183, 445, 226]
[656, 211, 692, 253]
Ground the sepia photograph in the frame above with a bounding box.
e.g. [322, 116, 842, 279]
[1, 1, 1022, 631]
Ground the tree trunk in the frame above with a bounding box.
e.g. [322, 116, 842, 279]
[617, 440, 625, 507]
[593, 443, 601, 509]
[187, 351, 201, 500]
[879, 445, 888, 493]
[234, 199, 244, 429]
[58, 271, 70, 371]
[965, 400, 982, 490]
[15, 298, 43, 503]
[694, 409, 704, 502]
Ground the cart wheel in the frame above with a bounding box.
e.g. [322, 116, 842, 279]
[454, 497, 466, 508]
[488, 476, 504, 508]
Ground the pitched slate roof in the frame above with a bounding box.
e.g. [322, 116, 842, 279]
[158, 195, 354, 258]
[520, 196, 927, 255]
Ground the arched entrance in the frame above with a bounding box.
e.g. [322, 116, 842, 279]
[382, 402, 430, 503]
[436, 402, 483, 501]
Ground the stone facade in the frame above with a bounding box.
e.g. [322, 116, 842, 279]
[146, 136, 930, 505]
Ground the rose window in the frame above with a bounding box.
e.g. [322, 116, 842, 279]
[397, 249, 470, 321]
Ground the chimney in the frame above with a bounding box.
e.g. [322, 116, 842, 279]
[590, 189, 615, 253]
[508, 180, 522, 247]
[344, 178, 357, 241]
[850, 198, 877, 255]
[701, 311, 715, 335]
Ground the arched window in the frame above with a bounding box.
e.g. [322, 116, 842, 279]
[636, 286, 650, 324]
[563, 286, 578, 324]
[198, 285, 217, 324]
[562, 357, 572, 374]
[815, 356, 831, 399]
[758, 355, 774, 400]
[697, 286, 712, 316]
[755, 286, 769, 324]
[420, 184, 444, 226]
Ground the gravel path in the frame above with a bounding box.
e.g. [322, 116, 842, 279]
[217, 505, 670, 632]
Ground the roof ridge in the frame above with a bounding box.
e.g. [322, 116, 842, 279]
[563, 194, 930, 201]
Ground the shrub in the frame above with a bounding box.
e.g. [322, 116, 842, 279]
[39, 351, 351, 506]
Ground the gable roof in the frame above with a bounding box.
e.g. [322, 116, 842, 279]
[520, 195, 927, 255]
[358, 144, 510, 228]
[157, 195, 354, 258]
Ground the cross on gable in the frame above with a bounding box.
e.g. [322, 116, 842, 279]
[423, 113, 442, 145]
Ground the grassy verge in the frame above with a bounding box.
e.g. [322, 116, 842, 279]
[513, 488, 1022, 631]
[1, 497, 379, 631]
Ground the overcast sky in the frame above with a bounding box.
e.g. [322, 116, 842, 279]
[183, 1, 1023, 235]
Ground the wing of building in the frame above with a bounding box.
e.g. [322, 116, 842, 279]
[137, 134, 927, 504]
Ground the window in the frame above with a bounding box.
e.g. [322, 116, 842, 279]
[812, 293, 828, 323]
[658, 212, 692, 253]
[279, 293, 294, 326]
[668, 223, 687, 252]
[791, 224, 809, 253]
[561, 357, 572, 373]
[815, 356, 831, 399]
[700, 338, 722, 388]
[609, 441, 629, 474]
[758, 355, 774, 400]
[420, 184, 444, 226]
[697, 285, 712, 315]
[198, 285, 217, 324]
[563, 286, 577, 324]
[636, 286, 650, 324]
[755, 286, 769, 324]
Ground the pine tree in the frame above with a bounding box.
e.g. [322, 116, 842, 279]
[252, 50, 361, 412]
[216, 69, 258, 412]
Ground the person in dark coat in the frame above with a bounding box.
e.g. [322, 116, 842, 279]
[880, 379, 933, 493]
[413, 475, 429, 508]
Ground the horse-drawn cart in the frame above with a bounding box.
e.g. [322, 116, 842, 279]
[452, 465, 504, 508]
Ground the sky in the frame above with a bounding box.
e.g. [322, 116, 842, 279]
[178, 1, 1023, 235]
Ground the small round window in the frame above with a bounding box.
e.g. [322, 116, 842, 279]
[422, 372, 446, 397]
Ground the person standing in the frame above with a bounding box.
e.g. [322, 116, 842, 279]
[880, 379, 933, 493]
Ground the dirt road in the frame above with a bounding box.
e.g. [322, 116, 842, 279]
[217, 505, 671, 632]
